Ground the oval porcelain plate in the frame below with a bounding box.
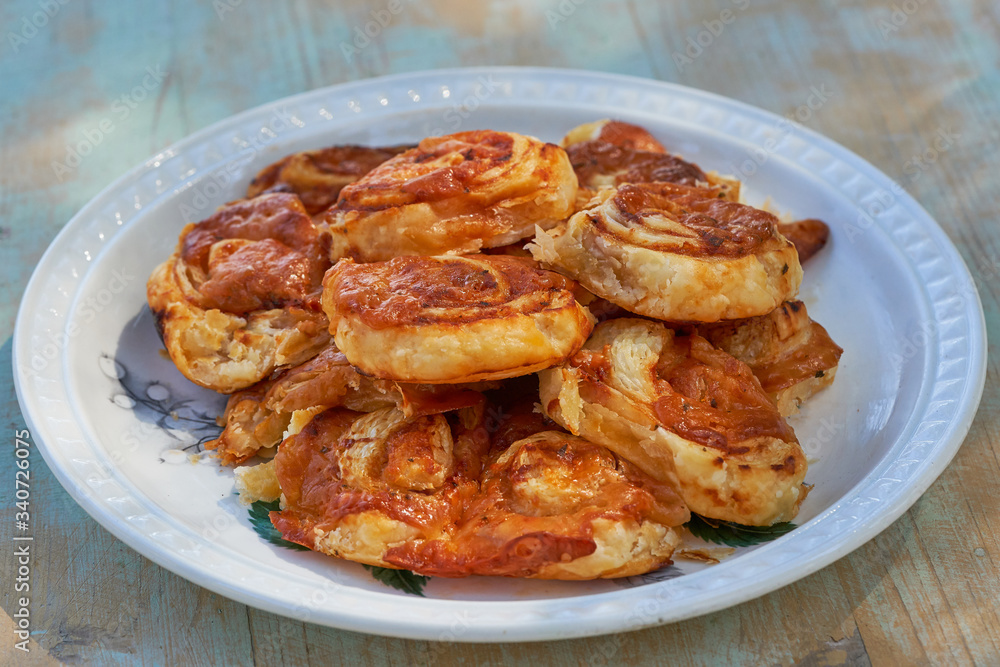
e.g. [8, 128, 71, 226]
[13, 68, 987, 642]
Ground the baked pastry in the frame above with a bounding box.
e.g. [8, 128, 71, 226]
[247, 144, 412, 215]
[561, 119, 741, 202]
[777, 219, 830, 263]
[208, 344, 495, 465]
[322, 254, 595, 383]
[561, 119, 668, 153]
[208, 382, 296, 466]
[388, 430, 688, 579]
[147, 193, 331, 393]
[322, 130, 578, 261]
[697, 300, 842, 416]
[145, 120, 844, 581]
[268, 403, 688, 578]
[529, 182, 802, 322]
[566, 134, 706, 191]
[538, 318, 807, 526]
[270, 406, 473, 568]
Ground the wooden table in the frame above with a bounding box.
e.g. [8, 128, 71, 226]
[2, 1, 997, 664]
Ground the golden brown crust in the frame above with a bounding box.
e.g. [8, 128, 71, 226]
[207, 384, 294, 466]
[538, 318, 807, 526]
[697, 300, 842, 416]
[147, 194, 332, 393]
[385, 431, 688, 579]
[566, 141, 707, 191]
[270, 405, 488, 568]
[147, 261, 330, 394]
[247, 144, 413, 215]
[148, 120, 844, 576]
[270, 405, 686, 578]
[777, 219, 831, 263]
[206, 344, 498, 464]
[561, 119, 668, 153]
[322, 130, 578, 261]
[262, 345, 396, 414]
[195, 238, 326, 315]
[530, 182, 802, 322]
[205, 345, 392, 465]
[322, 255, 595, 383]
[607, 183, 775, 258]
[180, 193, 326, 272]
[561, 119, 740, 202]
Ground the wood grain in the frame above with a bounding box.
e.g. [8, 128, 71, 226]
[2, 0, 998, 665]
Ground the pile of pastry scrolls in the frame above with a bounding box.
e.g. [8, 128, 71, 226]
[147, 120, 842, 579]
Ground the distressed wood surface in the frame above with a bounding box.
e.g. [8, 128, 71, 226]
[2, 0, 998, 664]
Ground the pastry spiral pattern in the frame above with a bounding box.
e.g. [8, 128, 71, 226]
[147, 193, 332, 393]
[321, 254, 595, 384]
[247, 144, 413, 216]
[143, 118, 844, 580]
[560, 119, 741, 202]
[697, 300, 843, 416]
[268, 403, 688, 579]
[539, 318, 808, 526]
[561, 119, 669, 153]
[209, 344, 495, 465]
[530, 181, 802, 322]
[322, 130, 578, 261]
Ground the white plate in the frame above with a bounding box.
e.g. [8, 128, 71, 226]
[14, 68, 987, 642]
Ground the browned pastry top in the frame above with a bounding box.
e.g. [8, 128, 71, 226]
[568, 140, 707, 189]
[324, 254, 578, 329]
[248, 144, 412, 215]
[587, 120, 668, 152]
[597, 182, 780, 259]
[384, 431, 688, 577]
[777, 218, 831, 263]
[178, 193, 330, 313]
[336, 130, 554, 211]
[570, 333, 795, 454]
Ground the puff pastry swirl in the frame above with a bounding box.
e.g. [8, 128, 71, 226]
[697, 300, 842, 416]
[209, 344, 495, 465]
[539, 318, 807, 526]
[323, 130, 578, 261]
[248, 144, 412, 215]
[561, 119, 741, 202]
[269, 404, 688, 579]
[530, 182, 802, 322]
[147, 193, 331, 393]
[322, 254, 595, 383]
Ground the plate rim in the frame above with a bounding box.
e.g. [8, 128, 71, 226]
[13, 66, 988, 642]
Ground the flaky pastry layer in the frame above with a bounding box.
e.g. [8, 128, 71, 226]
[268, 403, 687, 578]
[322, 255, 595, 383]
[530, 182, 802, 322]
[560, 119, 741, 203]
[207, 344, 496, 465]
[539, 318, 807, 526]
[247, 144, 412, 216]
[697, 300, 842, 416]
[147, 194, 331, 393]
[322, 130, 578, 261]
